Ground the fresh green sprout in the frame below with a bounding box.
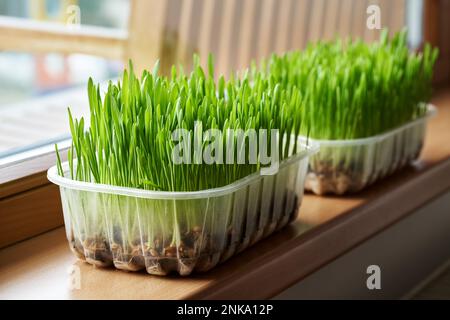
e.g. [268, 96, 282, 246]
[259, 29, 438, 140]
[56, 55, 306, 192]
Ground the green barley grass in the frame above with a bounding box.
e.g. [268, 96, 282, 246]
[260, 29, 438, 140]
[56, 55, 307, 191]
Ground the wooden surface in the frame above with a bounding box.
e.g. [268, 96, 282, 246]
[0, 89, 449, 299]
[0, 184, 63, 249]
[414, 264, 450, 300]
[0, 148, 68, 197]
[115, 0, 409, 74]
[126, 0, 168, 75]
[424, 0, 450, 85]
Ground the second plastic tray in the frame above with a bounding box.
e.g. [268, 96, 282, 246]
[304, 104, 436, 195]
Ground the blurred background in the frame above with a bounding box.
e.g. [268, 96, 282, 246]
[0, 0, 447, 162]
[0, 0, 127, 106]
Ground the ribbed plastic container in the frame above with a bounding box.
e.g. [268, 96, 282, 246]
[305, 104, 436, 195]
[48, 143, 318, 276]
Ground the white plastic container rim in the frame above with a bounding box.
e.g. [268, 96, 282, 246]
[301, 104, 437, 147]
[48, 142, 319, 200]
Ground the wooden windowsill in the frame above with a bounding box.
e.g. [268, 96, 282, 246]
[0, 89, 449, 300]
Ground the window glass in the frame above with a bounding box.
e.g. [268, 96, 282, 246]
[0, 0, 128, 160]
[0, 52, 123, 158]
[0, 0, 130, 29]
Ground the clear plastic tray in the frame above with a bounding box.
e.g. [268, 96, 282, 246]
[48, 143, 318, 276]
[304, 104, 436, 195]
